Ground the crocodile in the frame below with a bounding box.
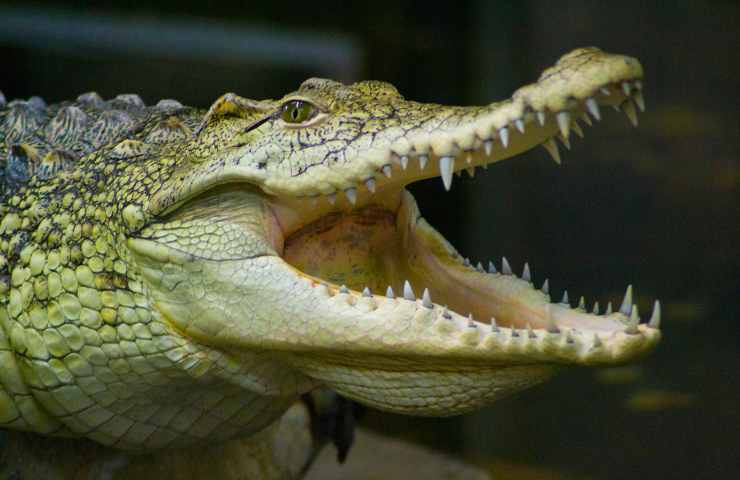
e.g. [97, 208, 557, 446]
[0, 47, 660, 473]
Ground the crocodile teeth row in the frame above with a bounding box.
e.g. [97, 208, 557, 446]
[310, 80, 644, 203]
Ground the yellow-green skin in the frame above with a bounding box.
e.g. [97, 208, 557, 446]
[0, 47, 658, 453]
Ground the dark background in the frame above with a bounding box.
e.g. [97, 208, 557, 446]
[1, 1, 738, 479]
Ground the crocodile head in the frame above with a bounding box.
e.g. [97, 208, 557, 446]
[130, 47, 660, 417]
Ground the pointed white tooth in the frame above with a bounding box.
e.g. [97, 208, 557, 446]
[536, 111, 546, 126]
[572, 121, 584, 138]
[606, 302, 613, 315]
[515, 118, 525, 133]
[623, 100, 638, 127]
[600, 87, 611, 96]
[339, 285, 349, 294]
[488, 261, 497, 274]
[365, 177, 376, 193]
[466, 151, 473, 164]
[491, 317, 499, 332]
[362, 287, 372, 297]
[558, 133, 571, 150]
[542, 138, 561, 164]
[403, 280, 415, 300]
[498, 127, 509, 148]
[541, 278, 549, 295]
[463, 257, 471, 267]
[580, 112, 593, 127]
[382, 164, 392, 178]
[501, 257, 512, 275]
[511, 327, 520, 338]
[622, 82, 632, 96]
[619, 285, 633, 315]
[476, 262, 485, 273]
[634, 90, 646, 112]
[649, 300, 661, 329]
[468, 314, 476, 328]
[565, 331, 575, 344]
[561, 290, 570, 305]
[592, 301, 600, 315]
[522, 263, 531, 282]
[556, 111, 571, 140]
[422, 288, 433, 308]
[586, 97, 601, 121]
[345, 187, 357, 205]
[327, 193, 337, 205]
[577, 296, 586, 311]
[418, 154, 429, 170]
[439, 156, 455, 191]
[593, 334, 602, 348]
[386, 286, 395, 299]
[626, 305, 640, 334]
[400, 155, 409, 170]
[483, 140, 493, 156]
[442, 306, 452, 320]
[527, 324, 536, 339]
[466, 167, 476, 178]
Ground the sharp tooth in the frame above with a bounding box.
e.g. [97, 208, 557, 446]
[606, 302, 613, 315]
[515, 118, 525, 133]
[649, 300, 661, 329]
[592, 301, 600, 315]
[572, 121, 584, 138]
[400, 155, 409, 170]
[418, 154, 429, 170]
[442, 306, 452, 320]
[466, 152, 473, 164]
[339, 285, 349, 294]
[577, 296, 586, 311]
[466, 167, 475, 178]
[566, 331, 575, 344]
[556, 111, 571, 139]
[593, 334, 602, 348]
[541, 278, 549, 295]
[386, 286, 395, 299]
[463, 257, 471, 267]
[542, 138, 561, 164]
[403, 280, 415, 300]
[382, 164, 392, 178]
[501, 257, 512, 275]
[623, 100, 639, 127]
[327, 193, 337, 205]
[600, 87, 611, 96]
[484, 140, 493, 156]
[558, 134, 571, 150]
[476, 262, 485, 273]
[468, 314, 476, 328]
[422, 288, 433, 308]
[561, 290, 570, 306]
[365, 177, 376, 193]
[580, 112, 592, 126]
[362, 287, 372, 297]
[626, 305, 640, 334]
[586, 97, 601, 121]
[634, 90, 646, 112]
[527, 324, 537, 339]
[498, 127, 509, 148]
[439, 155, 455, 191]
[345, 187, 357, 205]
[491, 317, 499, 332]
[488, 261, 497, 274]
[522, 263, 531, 282]
[619, 285, 633, 315]
[622, 82, 632, 96]
[511, 327, 520, 338]
[537, 111, 546, 126]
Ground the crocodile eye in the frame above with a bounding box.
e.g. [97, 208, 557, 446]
[280, 100, 317, 124]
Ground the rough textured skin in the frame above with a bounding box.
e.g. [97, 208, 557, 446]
[0, 47, 659, 460]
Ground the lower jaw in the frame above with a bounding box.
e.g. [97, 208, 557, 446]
[276, 189, 628, 334]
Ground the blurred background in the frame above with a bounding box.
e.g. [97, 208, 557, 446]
[1, 1, 737, 479]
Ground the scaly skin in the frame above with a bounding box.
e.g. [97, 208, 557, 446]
[0, 47, 659, 454]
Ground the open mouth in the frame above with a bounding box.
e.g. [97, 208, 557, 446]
[265, 78, 660, 360]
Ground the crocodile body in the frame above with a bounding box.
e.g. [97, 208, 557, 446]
[0, 47, 660, 470]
